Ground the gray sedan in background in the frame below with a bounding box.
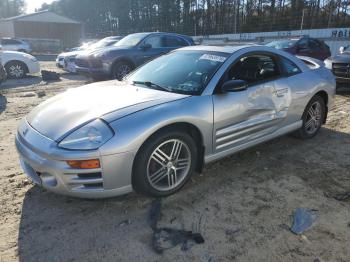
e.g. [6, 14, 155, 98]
[16, 45, 335, 198]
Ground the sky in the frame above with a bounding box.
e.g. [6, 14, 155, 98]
[25, 0, 55, 13]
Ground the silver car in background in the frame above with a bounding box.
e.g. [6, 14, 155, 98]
[16, 45, 336, 198]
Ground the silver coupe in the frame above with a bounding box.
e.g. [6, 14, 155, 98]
[16, 45, 336, 198]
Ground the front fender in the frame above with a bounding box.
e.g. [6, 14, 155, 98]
[99, 95, 214, 156]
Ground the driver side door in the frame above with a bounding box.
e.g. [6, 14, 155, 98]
[212, 53, 292, 153]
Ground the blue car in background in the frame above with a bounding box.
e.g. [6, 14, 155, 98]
[75, 32, 195, 80]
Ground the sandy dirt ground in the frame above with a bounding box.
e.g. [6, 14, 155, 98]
[0, 62, 349, 262]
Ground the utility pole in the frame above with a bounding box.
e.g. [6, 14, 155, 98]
[300, 8, 306, 36]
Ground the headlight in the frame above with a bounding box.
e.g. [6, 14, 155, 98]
[324, 59, 332, 69]
[58, 119, 114, 150]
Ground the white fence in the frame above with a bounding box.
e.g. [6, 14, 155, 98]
[193, 27, 350, 56]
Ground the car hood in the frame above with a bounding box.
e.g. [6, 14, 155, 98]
[58, 50, 83, 58]
[26, 81, 189, 141]
[327, 53, 350, 63]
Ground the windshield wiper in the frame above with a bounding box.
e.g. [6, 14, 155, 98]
[132, 81, 172, 92]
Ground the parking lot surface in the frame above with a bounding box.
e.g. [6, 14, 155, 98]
[0, 61, 349, 261]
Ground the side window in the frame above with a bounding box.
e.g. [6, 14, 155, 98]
[309, 39, 322, 51]
[228, 54, 281, 84]
[165, 36, 188, 47]
[297, 39, 309, 49]
[144, 36, 165, 48]
[280, 57, 301, 76]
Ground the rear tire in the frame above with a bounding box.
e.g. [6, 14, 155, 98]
[133, 129, 198, 197]
[293, 95, 326, 139]
[112, 61, 133, 80]
[5, 61, 27, 79]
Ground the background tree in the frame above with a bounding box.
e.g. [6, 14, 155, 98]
[36, 0, 350, 37]
[0, 0, 25, 18]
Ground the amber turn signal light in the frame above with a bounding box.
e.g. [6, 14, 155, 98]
[67, 159, 100, 169]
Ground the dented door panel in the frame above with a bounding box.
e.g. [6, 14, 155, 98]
[213, 80, 291, 152]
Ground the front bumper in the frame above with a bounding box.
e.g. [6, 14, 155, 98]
[28, 61, 40, 74]
[15, 119, 134, 198]
[75, 66, 109, 78]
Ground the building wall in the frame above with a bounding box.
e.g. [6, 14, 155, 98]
[13, 21, 83, 49]
[0, 21, 15, 38]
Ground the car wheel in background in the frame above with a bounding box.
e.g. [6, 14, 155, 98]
[293, 95, 326, 139]
[5, 61, 27, 79]
[112, 61, 133, 80]
[133, 129, 198, 197]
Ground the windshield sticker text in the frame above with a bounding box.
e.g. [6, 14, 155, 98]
[199, 54, 226, 63]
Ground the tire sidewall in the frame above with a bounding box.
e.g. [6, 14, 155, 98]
[133, 130, 198, 197]
[112, 61, 132, 80]
[300, 95, 326, 138]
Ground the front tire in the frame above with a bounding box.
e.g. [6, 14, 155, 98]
[5, 61, 27, 79]
[293, 95, 326, 139]
[133, 130, 198, 197]
[112, 61, 133, 80]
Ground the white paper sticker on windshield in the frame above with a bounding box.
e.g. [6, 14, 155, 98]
[199, 54, 227, 62]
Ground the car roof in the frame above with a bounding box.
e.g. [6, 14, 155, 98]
[126, 32, 191, 38]
[178, 45, 256, 54]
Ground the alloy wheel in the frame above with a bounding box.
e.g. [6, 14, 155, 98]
[115, 64, 131, 80]
[9, 64, 24, 78]
[147, 139, 191, 191]
[305, 101, 322, 135]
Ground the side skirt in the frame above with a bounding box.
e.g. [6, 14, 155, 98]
[204, 120, 302, 164]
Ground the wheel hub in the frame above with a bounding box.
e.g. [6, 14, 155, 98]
[147, 139, 191, 191]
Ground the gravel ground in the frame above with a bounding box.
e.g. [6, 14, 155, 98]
[0, 62, 349, 262]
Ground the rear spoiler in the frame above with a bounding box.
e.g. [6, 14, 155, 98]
[296, 55, 325, 69]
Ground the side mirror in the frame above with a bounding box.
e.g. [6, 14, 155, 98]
[141, 43, 152, 51]
[339, 46, 345, 53]
[221, 80, 248, 92]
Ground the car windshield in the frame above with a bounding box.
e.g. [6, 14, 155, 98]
[266, 40, 297, 49]
[88, 38, 117, 49]
[127, 50, 229, 95]
[114, 33, 148, 47]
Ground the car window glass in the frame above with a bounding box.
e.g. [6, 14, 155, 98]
[144, 36, 165, 48]
[297, 39, 309, 49]
[309, 39, 322, 51]
[165, 36, 188, 47]
[128, 51, 229, 95]
[228, 54, 281, 84]
[280, 57, 301, 76]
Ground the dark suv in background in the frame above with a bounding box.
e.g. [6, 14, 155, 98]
[266, 37, 331, 60]
[325, 46, 350, 85]
[75, 32, 195, 80]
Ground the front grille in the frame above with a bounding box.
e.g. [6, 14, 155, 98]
[332, 63, 350, 78]
[65, 171, 104, 191]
